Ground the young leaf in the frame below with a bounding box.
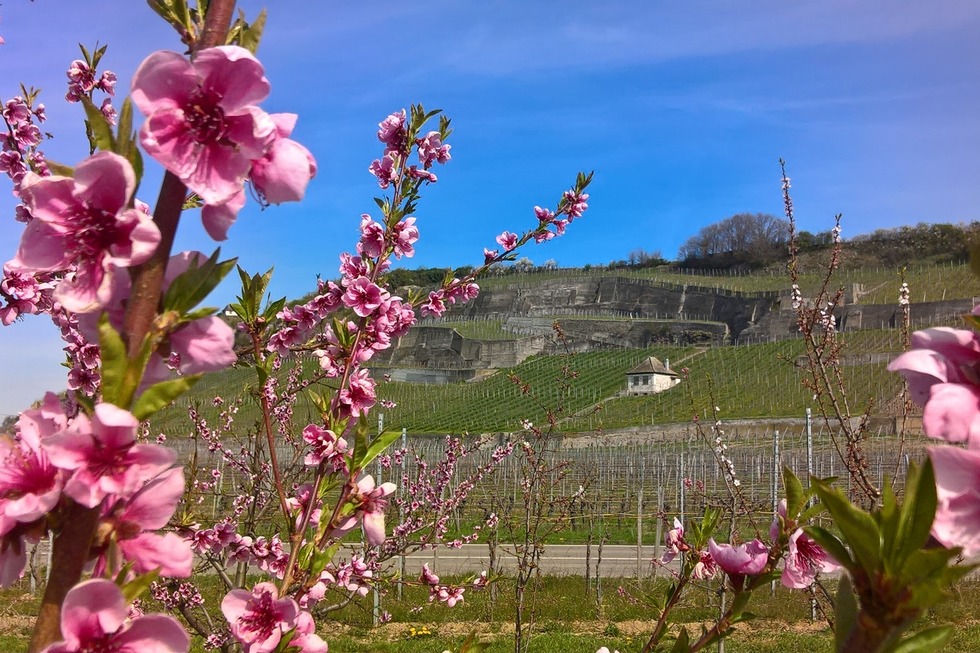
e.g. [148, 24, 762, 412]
[812, 479, 881, 572]
[358, 429, 403, 471]
[890, 626, 952, 653]
[895, 460, 937, 564]
[80, 96, 116, 152]
[162, 249, 237, 315]
[782, 465, 806, 519]
[805, 525, 855, 573]
[131, 375, 202, 421]
[45, 160, 74, 177]
[668, 626, 690, 653]
[98, 314, 128, 406]
[120, 568, 161, 603]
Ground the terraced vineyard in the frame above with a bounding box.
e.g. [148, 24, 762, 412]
[148, 328, 908, 438]
[477, 260, 979, 303]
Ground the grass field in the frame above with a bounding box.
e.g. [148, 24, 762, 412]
[4, 574, 978, 652]
[147, 328, 908, 438]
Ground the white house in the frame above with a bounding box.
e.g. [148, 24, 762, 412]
[626, 356, 680, 395]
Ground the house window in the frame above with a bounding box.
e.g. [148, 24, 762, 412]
[643, 375, 650, 384]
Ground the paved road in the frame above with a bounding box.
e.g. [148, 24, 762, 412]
[28, 540, 673, 579]
[400, 544, 670, 578]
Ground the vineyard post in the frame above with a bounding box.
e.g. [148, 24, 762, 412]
[771, 429, 780, 596]
[398, 427, 407, 600]
[679, 451, 686, 526]
[372, 413, 385, 627]
[636, 486, 643, 579]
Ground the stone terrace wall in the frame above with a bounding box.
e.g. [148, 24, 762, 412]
[455, 276, 776, 340]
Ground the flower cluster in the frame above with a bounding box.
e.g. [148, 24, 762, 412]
[888, 315, 980, 555]
[222, 582, 326, 653]
[0, 395, 192, 586]
[131, 46, 315, 240]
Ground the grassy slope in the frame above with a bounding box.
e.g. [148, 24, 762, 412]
[146, 263, 965, 437]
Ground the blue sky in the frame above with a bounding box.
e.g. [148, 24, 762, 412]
[1, 1, 978, 417]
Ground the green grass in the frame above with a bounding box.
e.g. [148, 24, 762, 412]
[147, 329, 911, 437]
[7, 574, 980, 652]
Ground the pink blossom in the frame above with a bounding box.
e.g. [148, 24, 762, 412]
[343, 276, 388, 317]
[417, 131, 451, 167]
[41, 578, 189, 653]
[43, 403, 175, 508]
[888, 326, 980, 445]
[368, 153, 399, 189]
[534, 205, 555, 222]
[350, 474, 396, 546]
[221, 582, 300, 653]
[496, 231, 518, 251]
[100, 98, 117, 126]
[0, 394, 65, 525]
[290, 612, 328, 653]
[928, 445, 980, 556]
[563, 190, 589, 220]
[200, 187, 247, 241]
[302, 424, 349, 470]
[131, 46, 275, 206]
[95, 468, 193, 578]
[3, 97, 30, 124]
[781, 529, 839, 589]
[377, 109, 407, 151]
[337, 369, 376, 418]
[691, 550, 717, 580]
[660, 517, 687, 564]
[420, 562, 440, 586]
[392, 217, 419, 258]
[421, 290, 447, 317]
[76, 252, 237, 385]
[10, 152, 160, 312]
[358, 214, 385, 259]
[708, 538, 768, 578]
[250, 113, 317, 205]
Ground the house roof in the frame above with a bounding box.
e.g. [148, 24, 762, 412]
[627, 356, 678, 376]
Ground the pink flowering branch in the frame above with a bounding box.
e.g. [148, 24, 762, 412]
[26, 4, 237, 652]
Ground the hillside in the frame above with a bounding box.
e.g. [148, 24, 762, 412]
[144, 261, 975, 438]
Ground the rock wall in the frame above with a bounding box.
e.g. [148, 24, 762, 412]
[457, 276, 776, 339]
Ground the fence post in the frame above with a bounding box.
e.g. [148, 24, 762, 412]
[679, 452, 687, 526]
[398, 427, 407, 600]
[636, 487, 643, 579]
[771, 430, 780, 597]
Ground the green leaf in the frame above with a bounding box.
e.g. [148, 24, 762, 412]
[783, 465, 806, 519]
[730, 588, 752, 618]
[812, 479, 881, 572]
[890, 626, 952, 653]
[98, 314, 128, 406]
[358, 428, 403, 471]
[45, 160, 74, 177]
[162, 249, 237, 315]
[81, 96, 116, 152]
[131, 375, 202, 421]
[120, 568, 161, 603]
[182, 306, 219, 322]
[895, 460, 937, 564]
[805, 525, 855, 573]
[669, 626, 690, 653]
[240, 9, 266, 53]
[834, 575, 859, 653]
